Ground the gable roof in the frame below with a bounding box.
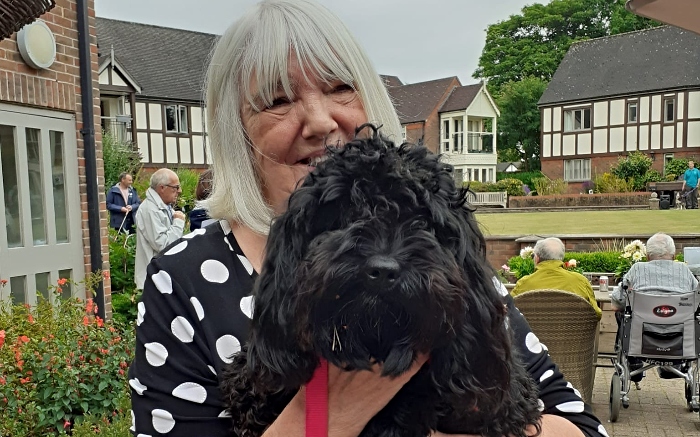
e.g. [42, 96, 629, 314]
[539, 26, 700, 106]
[380, 75, 403, 87]
[496, 161, 522, 172]
[96, 18, 218, 102]
[439, 83, 483, 113]
[387, 77, 460, 124]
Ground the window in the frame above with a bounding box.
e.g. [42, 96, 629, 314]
[482, 169, 487, 182]
[488, 168, 494, 183]
[564, 108, 591, 132]
[467, 168, 472, 181]
[165, 105, 189, 133]
[664, 98, 675, 122]
[442, 120, 450, 152]
[628, 102, 638, 123]
[664, 153, 674, 175]
[453, 119, 463, 153]
[453, 168, 463, 185]
[564, 159, 591, 181]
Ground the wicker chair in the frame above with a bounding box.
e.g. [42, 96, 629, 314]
[513, 289, 601, 404]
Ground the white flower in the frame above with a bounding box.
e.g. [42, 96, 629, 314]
[520, 246, 534, 259]
[567, 259, 577, 267]
[501, 264, 511, 272]
[622, 252, 631, 259]
[632, 251, 643, 262]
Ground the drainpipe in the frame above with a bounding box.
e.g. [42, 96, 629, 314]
[77, 0, 105, 319]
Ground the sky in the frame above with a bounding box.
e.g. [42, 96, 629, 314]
[94, 0, 535, 85]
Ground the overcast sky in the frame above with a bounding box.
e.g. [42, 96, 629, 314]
[94, 0, 535, 85]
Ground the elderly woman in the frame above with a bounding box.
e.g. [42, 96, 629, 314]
[128, 1, 607, 436]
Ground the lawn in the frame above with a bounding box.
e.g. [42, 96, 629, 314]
[477, 209, 700, 236]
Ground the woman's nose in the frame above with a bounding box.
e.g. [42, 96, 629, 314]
[299, 96, 338, 140]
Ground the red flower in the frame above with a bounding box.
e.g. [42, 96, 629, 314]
[0, 377, 6, 385]
[85, 299, 94, 314]
[0, 330, 5, 348]
[95, 316, 104, 328]
[63, 420, 71, 429]
[82, 316, 89, 326]
[0, 279, 6, 287]
[57, 278, 67, 286]
[27, 314, 34, 324]
[18, 335, 29, 344]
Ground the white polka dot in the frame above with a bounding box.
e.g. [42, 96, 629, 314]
[240, 296, 254, 319]
[183, 228, 206, 239]
[238, 255, 254, 276]
[145, 342, 168, 367]
[164, 241, 188, 255]
[598, 424, 609, 437]
[151, 409, 176, 434]
[537, 399, 545, 412]
[220, 219, 231, 235]
[539, 369, 554, 382]
[137, 302, 146, 326]
[201, 259, 229, 283]
[171, 316, 195, 343]
[151, 270, 173, 294]
[219, 410, 232, 418]
[216, 334, 241, 364]
[137, 434, 152, 437]
[555, 401, 585, 413]
[566, 382, 582, 398]
[129, 378, 148, 395]
[172, 382, 207, 403]
[208, 365, 217, 375]
[525, 332, 543, 354]
[190, 297, 205, 321]
[130, 410, 135, 432]
[224, 236, 234, 252]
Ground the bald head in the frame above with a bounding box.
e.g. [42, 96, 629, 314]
[533, 237, 566, 264]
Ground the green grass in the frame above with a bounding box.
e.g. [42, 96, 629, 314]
[477, 209, 700, 236]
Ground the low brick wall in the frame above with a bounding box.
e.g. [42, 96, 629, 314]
[486, 233, 700, 272]
[509, 192, 650, 208]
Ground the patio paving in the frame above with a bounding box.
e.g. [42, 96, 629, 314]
[591, 363, 700, 436]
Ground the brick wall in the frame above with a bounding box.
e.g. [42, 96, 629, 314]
[486, 233, 700, 272]
[0, 0, 111, 316]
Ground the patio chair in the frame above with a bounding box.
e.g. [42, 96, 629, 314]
[513, 289, 601, 403]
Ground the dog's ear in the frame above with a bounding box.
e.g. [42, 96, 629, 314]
[248, 187, 323, 391]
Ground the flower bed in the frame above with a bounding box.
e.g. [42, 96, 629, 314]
[0, 275, 134, 436]
[508, 192, 650, 208]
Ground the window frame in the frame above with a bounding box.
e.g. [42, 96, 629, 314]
[564, 158, 591, 182]
[627, 101, 638, 124]
[164, 104, 189, 134]
[564, 107, 591, 132]
[664, 98, 675, 123]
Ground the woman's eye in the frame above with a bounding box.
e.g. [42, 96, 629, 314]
[332, 84, 354, 93]
[267, 96, 292, 109]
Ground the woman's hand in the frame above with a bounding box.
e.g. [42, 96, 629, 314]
[264, 354, 429, 437]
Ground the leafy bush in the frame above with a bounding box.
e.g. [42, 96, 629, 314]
[497, 170, 543, 189]
[466, 178, 525, 197]
[664, 158, 690, 181]
[506, 251, 625, 280]
[174, 168, 201, 212]
[108, 230, 136, 294]
[593, 172, 634, 193]
[531, 176, 567, 195]
[70, 396, 132, 437]
[0, 275, 133, 436]
[111, 291, 140, 326]
[610, 151, 653, 191]
[102, 132, 142, 192]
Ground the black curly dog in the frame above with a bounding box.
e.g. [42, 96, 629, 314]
[222, 125, 541, 437]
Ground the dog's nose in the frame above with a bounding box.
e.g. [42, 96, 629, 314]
[363, 256, 400, 288]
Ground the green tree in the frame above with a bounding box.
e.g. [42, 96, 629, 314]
[496, 77, 548, 170]
[475, 0, 659, 93]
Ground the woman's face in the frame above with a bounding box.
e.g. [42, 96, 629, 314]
[241, 57, 368, 214]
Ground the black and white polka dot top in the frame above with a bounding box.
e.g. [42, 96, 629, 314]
[128, 221, 608, 437]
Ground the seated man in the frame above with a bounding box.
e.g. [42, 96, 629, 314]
[511, 237, 602, 318]
[611, 232, 699, 380]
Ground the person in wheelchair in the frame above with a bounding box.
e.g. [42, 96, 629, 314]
[611, 233, 699, 382]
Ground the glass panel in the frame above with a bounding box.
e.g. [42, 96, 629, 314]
[179, 106, 188, 133]
[165, 105, 177, 132]
[443, 120, 449, 139]
[58, 269, 72, 299]
[583, 109, 591, 129]
[10, 275, 26, 305]
[35, 272, 50, 302]
[0, 125, 23, 247]
[482, 169, 487, 182]
[50, 131, 69, 243]
[26, 128, 47, 245]
[666, 100, 675, 121]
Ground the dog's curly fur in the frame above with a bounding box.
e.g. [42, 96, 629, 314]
[222, 125, 541, 437]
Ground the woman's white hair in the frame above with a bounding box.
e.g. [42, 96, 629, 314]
[646, 233, 675, 260]
[202, 0, 401, 234]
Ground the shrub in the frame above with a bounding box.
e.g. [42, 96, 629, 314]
[111, 291, 140, 326]
[664, 158, 690, 181]
[531, 176, 567, 196]
[506, 250, 625, 280]
[611, 151, 653, 191]
[465, 179, 525, 197]
[70, 395, 132, 437]
[174, 168, 201, 212]
[108, 230, 136, 294]
[0, 275, 134, 436]
[593, 172, 634, 193]
[102, 132, 142, 192]
[497, 170, 543, 189]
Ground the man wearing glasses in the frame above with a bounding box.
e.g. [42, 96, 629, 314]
[134, 168, 186, 290]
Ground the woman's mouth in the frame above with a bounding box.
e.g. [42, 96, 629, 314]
[297, 154, 330, 168]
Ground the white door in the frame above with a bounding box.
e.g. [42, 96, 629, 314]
[0, 104, 85, 305]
